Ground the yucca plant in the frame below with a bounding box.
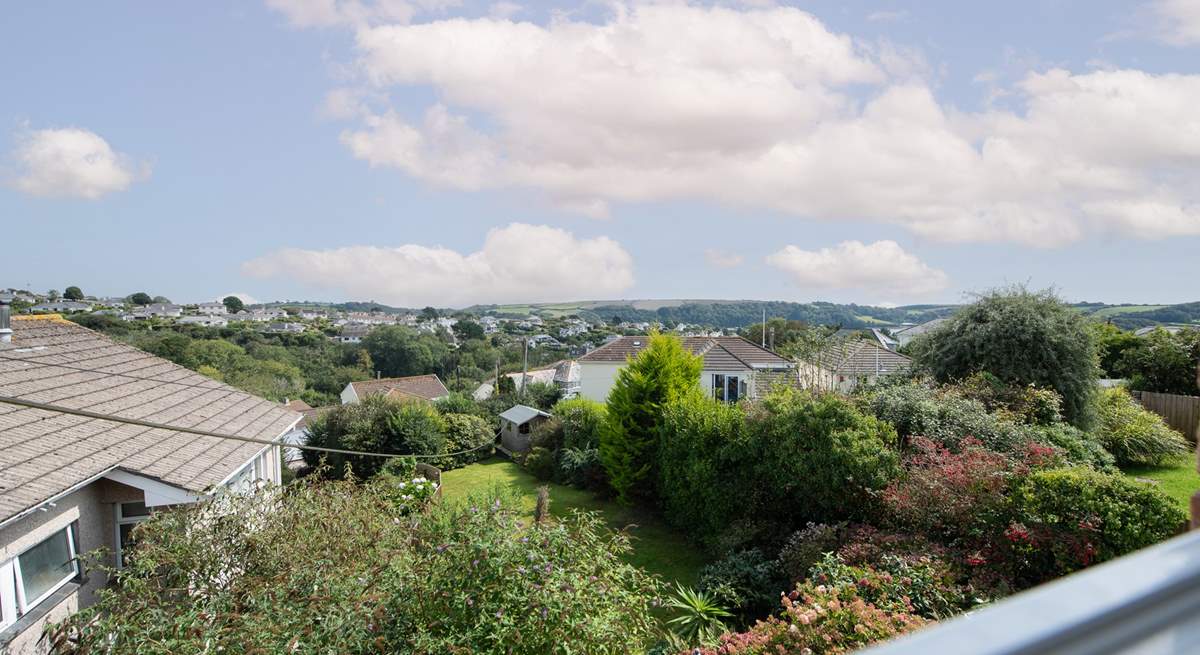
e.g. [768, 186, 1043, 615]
[665, 583, 733, 648]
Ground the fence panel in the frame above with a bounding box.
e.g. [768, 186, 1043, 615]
[1139, 391, 1200, 442]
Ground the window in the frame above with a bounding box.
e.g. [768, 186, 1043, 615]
[518, 421, 531, 434]
[0, 523, 79, 629]
[115, 502, 150, 568]
[713, 374, 740, 403]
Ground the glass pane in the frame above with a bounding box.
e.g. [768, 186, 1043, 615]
[713, 375, 725, 401]
[120, 501, 149, 518]
[18, 528, 75, 605]
[727, 376, 739, 402]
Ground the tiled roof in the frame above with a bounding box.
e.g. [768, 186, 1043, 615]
[577, 336, 790, 370]
[348, 374, 450, 401]
[0, 317, 301, 524]
[814, 340, 912, 376]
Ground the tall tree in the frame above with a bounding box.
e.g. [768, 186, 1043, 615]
[420, 306, 440, 321]
[128, 292, 153, 305]
[600, 333, 703, 504]
[910, 287, 1100, 428]
[223, 295, 245, 314]
[63, 286, 84, 300]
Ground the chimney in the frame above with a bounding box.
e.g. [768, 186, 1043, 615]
[0, 295, 11, 344]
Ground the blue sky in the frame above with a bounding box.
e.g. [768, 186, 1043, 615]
[2, 0, 1199, 307]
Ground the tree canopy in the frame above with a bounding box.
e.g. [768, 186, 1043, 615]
[222, 295, 245, 314]
[63, 286, 84, 300]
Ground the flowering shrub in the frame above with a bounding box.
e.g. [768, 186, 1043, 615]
[777, 522, 848, 584]
[691, 582, 926, 655]
[807, 553, 966, 620]
[881, 437, 1021, 544]
[51, 479, 662, 654]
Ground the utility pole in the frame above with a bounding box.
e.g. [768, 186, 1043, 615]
[521, 337, 529, 396]
[761, 307, 766, 348]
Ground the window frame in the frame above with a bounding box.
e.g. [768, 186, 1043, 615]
[114, 502, 150, 569]
[4, 523, 80, 622]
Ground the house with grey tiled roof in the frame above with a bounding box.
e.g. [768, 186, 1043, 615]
[0, 305, 299, 651]
[576, 335, 793, 403]
[798, 339, 913, 393]
[340, 374, 450, 405]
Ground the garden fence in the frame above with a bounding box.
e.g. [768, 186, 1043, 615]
[1137, 391, 1200, 442]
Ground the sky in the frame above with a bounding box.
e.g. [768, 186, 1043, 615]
[2, 0, 1199, 308]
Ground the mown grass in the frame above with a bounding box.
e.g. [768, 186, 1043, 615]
[441, 458, 709, 585]
[1123, 452, 1199, 511]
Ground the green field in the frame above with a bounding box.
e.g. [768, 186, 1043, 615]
[1123, 454, 1199, 511]
[1089, 305, 1168, 318]
[440, 458, 709, 585]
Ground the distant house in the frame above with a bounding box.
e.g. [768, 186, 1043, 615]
[264, 322, 305, 334]
[196, 302, 227, 315]
[798, 340, 912, 393]
[528, 334, 562, 348]
[472, 360, 581, 401]
[0, 312, 298, 652]
[278, 399, 334, 469]
[126, 303, 182, 320]
[340, 374, 451, 405]
[178, 314, 228, 328]
[577, 335, 793, 403]
[335, 323, 372, 344]
[891, 318, 948, 348]
[871, 328, 900, 351]
[498, 405, 551, 452]
[29, 301, 92, 313]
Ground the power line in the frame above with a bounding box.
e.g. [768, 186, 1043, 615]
[0, 395, 495, 461]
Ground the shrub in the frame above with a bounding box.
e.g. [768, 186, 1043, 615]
[777, 522, 847, 584]
[863, 381, 1032, 455]
[438, 412, 496, 468]
[557, 446, 606, 489]
[1005, 467, 1186, 583]
[1094, 387, 1189, 466]
[1123, 327, 1200, 395]
[304, 395, 447, 478]
[881, 437, 1021, 545]
[524, 446, 557, 481]
[1025, 423, 1115, 471]
[53, 481, 663, 654]
[693, 582, 926, 655]
[808, 552, 966, 620]
[602, 333, 704, 503]
[554, 397, 606, 450]
[697, 549, 788, 627]
[958, 371, 1064, 426]
[909, 287, 1100, 428]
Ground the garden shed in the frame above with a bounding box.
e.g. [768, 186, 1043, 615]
[498, 404, 552, 453]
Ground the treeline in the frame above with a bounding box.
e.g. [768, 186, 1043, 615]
[590, 301, 955, 329]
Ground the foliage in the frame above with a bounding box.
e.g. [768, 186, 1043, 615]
[1095, 387, 1190, 466]
[222, 294, 245, 314]
[521, 380, 563, 411]
[777, 522, 847, 584]
[363, 325, 452, 378]
[438, 412, 496, 468]
[692, 581, 926, 655]
[304, 395, 447, 478]
[808, 552, 966, 619]
[862, 380, 1031, 454]
[1028, 423, 1116, 472]
[51, 480, 662, 654]
[665, 584, 733, 649]
[697, 549, 787, 627]
[1089, 321, 1139, 378]
[957, 372, 1063, 426]
[601, 332, 704, 503]
[881, 437, 1023, 545]
[523, 446, 558, 481]
[62, 285, 83, 300]
[1006, 468, 1186, 583]
[909, 287, 1101, 428]
[1123, 328, 1200, 395]
[127, 291, 152, 305]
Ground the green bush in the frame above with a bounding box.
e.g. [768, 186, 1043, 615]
[1008, 467, 1186, 581]
[53, 481, 663, 654]
[304, 395, 447, 478]
[697, 550, 787, 628]
[1095, 388, 1190, 466]
[1026, 423, 1115, 471]
[807, 552, 966, 619]
[601, 333, 703, 503]
[776, 522, 846, 584]
[1123, 328, 1200, 395]
[863, 381, 1032, 455]
[554, 397, 607, 451]
[909, 287, 1100, 428]
[524, 446, 557, 481]
[438, 412, 495, 468]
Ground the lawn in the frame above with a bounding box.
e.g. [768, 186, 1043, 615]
[1123, 453, 1199, 511]
[440, 458, 710, 586]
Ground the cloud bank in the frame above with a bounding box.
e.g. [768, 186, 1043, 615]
[11, 127, 146, 199]
[241, 223, 635, 306]
[767, 240, 949, 297]
[280, 2, 1200, 246]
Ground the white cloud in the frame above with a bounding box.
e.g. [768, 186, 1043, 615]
[1151, 0, 1200, 45]
[299, 3, 1200, 246]
[704, 249, 744, 269]
[766, 240, 949, 297]
[241, 223, 634, 306]
[10, 127, 145, 199]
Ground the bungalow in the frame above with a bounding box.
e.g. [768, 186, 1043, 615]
[178, 315, 228, 328]
[577, 335, 794, 403]
[498, 405, 551, 453]
[891, 318, 947, 348]
[29, 301, 92, 314]
[797, 339, 913, 393]
[0, 308, 298, 653]
[472, 360, 581, 401]
[125, 303, 182, 320]
[195, 302, 227, 315]
[339, 374, 450, 405]
[264, 322, 305, 334]
[334, 324, 372, 344]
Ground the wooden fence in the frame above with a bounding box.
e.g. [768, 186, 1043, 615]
[1138, 391, 1200, 442]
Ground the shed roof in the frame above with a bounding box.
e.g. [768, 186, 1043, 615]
[498, 404, 551, 425]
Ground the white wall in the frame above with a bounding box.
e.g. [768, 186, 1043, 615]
[339, 384, 358, 405]
[578, 362, 623, 402]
